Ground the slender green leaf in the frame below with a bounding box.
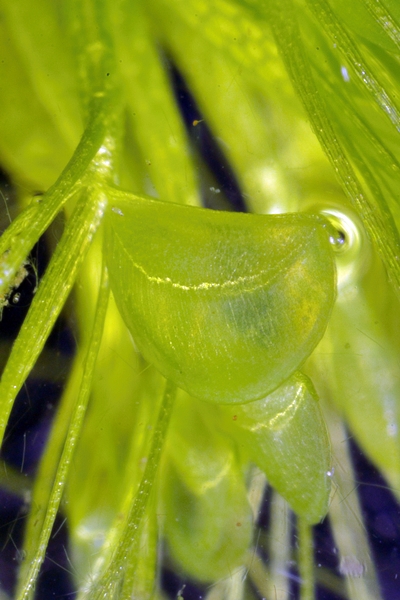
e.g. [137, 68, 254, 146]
[16, 264, 110, 600]
[269, 0, 400, 303]
[306, 0, 400, 133]
[0, 188, 106, 446]
[111, 0, 200, 206]
[363, 0, 400, 51]
[87, 380, 176, 600]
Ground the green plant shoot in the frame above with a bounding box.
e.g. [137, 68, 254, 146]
[0, 1, 399, 599]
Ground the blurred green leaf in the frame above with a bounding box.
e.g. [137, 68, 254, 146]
[110, 0, 200, 206]
[164, 393, 253, 581]
[0, 13, 75, 189]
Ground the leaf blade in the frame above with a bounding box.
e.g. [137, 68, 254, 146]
[106, 192, 336, 403]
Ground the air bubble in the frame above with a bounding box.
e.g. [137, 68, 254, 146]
[339, 555, 366, 578]
[329, 229, 346, 251]
[341, 65, 350, 82]
[112, 206, 124, 216]
[321, 206, 371, 291]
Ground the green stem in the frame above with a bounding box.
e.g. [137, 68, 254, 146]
[16, 263, 110, 600]
[0, 0, 120, 301]
[0, 91, 117, 299]
[67, 0, 117, 111]
[268, 491, 291, 599]
[298, 518, 315, 600]
[90, 379, 177, 599]
[0, 188, 106, 448]
[19, 347, 87, 594]
[323, 403, 383, 600]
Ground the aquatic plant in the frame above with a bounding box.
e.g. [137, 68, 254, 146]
[0, 1, 399, 599]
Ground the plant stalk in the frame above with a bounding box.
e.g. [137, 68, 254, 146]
[298, 518, 315, 600]
[89, 379, 177, 599]
[16, 263, 110, 600]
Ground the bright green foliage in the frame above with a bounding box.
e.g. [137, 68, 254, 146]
[0, 0, 81, 188]
[216, 373, 331, 523]
[106, 192, 336, 403]
[333, 0, 400, 52]
[0, 0, 399, 599]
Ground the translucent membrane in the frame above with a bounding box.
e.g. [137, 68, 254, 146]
[105, 191, 337, 404]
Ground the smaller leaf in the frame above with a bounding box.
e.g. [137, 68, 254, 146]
[216, 372, 331, 524]
[163, 461, 252, 583]
[163, 399, 253, 584]
[106, 192, 336, 403]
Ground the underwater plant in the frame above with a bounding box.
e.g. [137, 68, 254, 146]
[0, 0, 400, 599]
